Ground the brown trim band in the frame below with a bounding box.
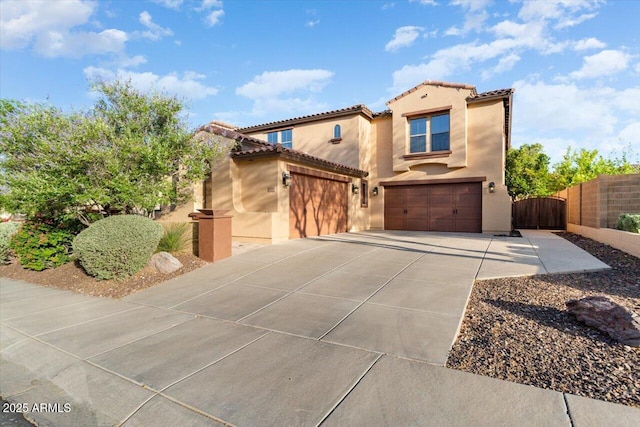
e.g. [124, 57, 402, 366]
[401, 105, 452, 118]
[402, 150, 451, 160]
[288, 164, 352, 183]
[379, 176, 486, 187]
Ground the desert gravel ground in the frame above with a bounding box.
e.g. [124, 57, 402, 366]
[447, 232, 640, 408]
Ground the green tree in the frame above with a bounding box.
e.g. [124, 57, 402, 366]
[548, 147, 635, 193]
[0, 80, 226, 225]
[505, 143, 552, 200]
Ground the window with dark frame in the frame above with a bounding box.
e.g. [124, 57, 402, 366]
[409, 113, 450, 153]
[267, 129, 293, 149]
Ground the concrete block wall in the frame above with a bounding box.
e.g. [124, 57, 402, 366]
[602, 174, 640, 228]
[567, 186, 581, 225]
[579, 179, 600, 228]
[566, 174, 640, 229]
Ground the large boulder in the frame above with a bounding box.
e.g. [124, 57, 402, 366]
[566, 296, 640, 346]
[147, 252, 183, 274]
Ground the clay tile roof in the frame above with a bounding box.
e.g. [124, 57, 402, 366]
[201, 124, 369, 178]
[197, 123, 271, 147]
[467, 88, 514, 103]
[236, 104, 374, 133]
[387, 80, 477, 104]
[373, 110, 392, 118]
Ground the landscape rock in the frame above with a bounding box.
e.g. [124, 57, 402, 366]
[566, 296, 640, 346]
[147, 252, 183, 274]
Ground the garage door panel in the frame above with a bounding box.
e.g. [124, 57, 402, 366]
[406, 195, 428, 207]
[430, 217, 455, 232]
[290, 173, 348, 239]
[384, 182, 482, 233]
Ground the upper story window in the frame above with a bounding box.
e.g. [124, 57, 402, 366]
[281, 129, 292, 149]
[267, 129, 293, 149]
[409, 113, 450, 153]
[334, 124, 341, 139]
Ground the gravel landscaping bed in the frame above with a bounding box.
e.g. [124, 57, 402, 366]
[447, 232, 640, 408]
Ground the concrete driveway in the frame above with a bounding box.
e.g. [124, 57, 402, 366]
[2, 230, 637, 426]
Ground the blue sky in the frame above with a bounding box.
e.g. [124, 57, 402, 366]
[1, 0, 639, 164]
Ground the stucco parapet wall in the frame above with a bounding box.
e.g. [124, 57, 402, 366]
[236, 104, 377, 133]
[387, 80, 477, 104]
[232, 142, 369, 178]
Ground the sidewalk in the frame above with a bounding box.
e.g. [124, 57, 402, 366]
[1, 231, 638, 426]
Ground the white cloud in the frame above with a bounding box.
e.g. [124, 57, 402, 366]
[237, 69, 334, 99]
[573, 37, 606, 51]
[236, 69, 334, 116]
[512, 79, 640, 163]
[618, 122, 640, 146]
[481, 53, 520, 80]
[555, 13, 597, 29]
[409, 0, 438, 5]
[518, 0, 602, 22]
[385, 26, 423, 52]
[200, 0, 223, 8]
[152, 0, 185, 9]
[137, 11, 173, 41]
[381, 3, 395, 10]
[513, 80, 616, 134]
[112, 54, 147, 68]
[83, 67, 219, 100]
[306, 20, 320, 28]
[450, 0, 492, 12]
[0, 0, 93, 49]
[205, 9, 224, 26]
[195, 0, 224, 26]
[35, 28, 128, 58]
[569, 50, 630, 79]
[390, 0, 609, 93]
[636, 63, 640, 74]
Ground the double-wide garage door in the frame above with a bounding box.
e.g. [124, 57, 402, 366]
[289, 172, 348, 238]
[384, 182, 482, 233]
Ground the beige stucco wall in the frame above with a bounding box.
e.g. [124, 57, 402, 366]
[245, 115, 363, 169]
[387, 84, 474, 171]
[375, 86, 511, 233]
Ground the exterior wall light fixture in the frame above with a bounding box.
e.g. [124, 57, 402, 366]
[372, 186, 379, 197]
[489, 182, 496, 193]
[352, 183, 359, 194]
[282, 172, 292, 187]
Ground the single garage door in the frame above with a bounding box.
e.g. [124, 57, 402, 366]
[384, 182, 482, 232]
[289, 172, 348, 238]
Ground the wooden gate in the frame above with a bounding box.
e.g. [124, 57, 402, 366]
[512, 197, 566, 230]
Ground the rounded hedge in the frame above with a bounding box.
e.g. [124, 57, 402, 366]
[73, 215, 163, 280]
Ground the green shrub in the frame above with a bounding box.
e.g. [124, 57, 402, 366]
[156, 222, 192, 254]
[10, 219, 81, 270]
[73, 215, 163, 280]
[615, 213, 640, 233]
[0, 222, 21, 263]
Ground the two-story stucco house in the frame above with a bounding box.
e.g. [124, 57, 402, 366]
[162, 80, 514, 243]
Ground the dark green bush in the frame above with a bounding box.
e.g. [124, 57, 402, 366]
[615, 213, 640, 233]
[0, 222, 21, 264]
[73, 215, 163, 280]
[156, 222, 192, 254]
[10, 219, 82, 270]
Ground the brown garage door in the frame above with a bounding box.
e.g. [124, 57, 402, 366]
[289, 172, 348, 238]
[384, 182, 482, 232]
